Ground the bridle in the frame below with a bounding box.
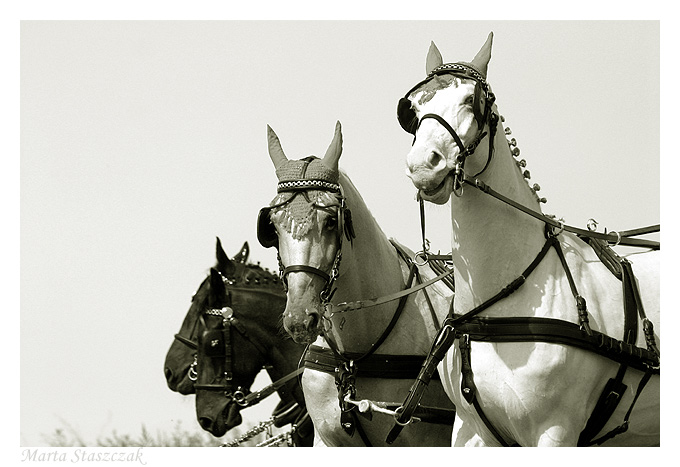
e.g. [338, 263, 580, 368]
[398, 62, 499, 195]
[258, 165, 355, 306]
[173, 269, 295, 408]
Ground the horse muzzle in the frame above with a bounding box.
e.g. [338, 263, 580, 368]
[283, 304, 323, 344]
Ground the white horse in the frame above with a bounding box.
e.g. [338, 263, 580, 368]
[257, 122, 456, 446]
[399, 32, 659, 446]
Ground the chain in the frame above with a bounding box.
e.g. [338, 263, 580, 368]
[220, 418, 275, 447]
[256, 431, 292, 447]
[220, 417, 295, 447]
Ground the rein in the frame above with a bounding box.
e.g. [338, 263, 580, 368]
[462, 175, 660, 249]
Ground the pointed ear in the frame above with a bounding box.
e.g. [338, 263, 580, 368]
[470, 32, 493, 77]
[209, 268, 227, 308]
[321, 121, 343, 171]
[426, 41, 444, 75]
[233, 241, 249, 264]
[267, 125, 288, 169]
[215, 237, 235, 277]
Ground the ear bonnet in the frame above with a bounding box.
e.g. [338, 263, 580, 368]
[257, 157, 354, 248]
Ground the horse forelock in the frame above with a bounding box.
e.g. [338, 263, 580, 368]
[411, 74, 461, 106]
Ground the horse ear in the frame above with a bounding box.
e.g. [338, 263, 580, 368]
[426, 41, 444, 75]
[267, 125, 288, 169]
[321, 121, 343, 171]
[209, 268, 227, 308]
[215, 237, 235, 277]
[470, 32, 493, 78]
[233, 241, 249, 264]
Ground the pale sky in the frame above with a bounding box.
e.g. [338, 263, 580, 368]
[15, 16, 671, 460]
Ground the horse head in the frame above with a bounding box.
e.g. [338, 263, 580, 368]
[259, 122, 351, 344]
[193, 267, 272, 436]
[164, 238, 249, 395]
[401, 32, 499, 205]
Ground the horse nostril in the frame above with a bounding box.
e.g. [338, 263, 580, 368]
[306, 312, 320, 331]
[164, 367, 173, 381]
[198, 417, 213, 431]
[427, 150, 445, 169]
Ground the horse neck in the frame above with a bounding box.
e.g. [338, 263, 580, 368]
[324, 173, 432, 353]
[334, 173, 403, 303]
[450, 122, 547, 311]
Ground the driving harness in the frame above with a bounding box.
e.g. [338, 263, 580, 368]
[386, 62, 661, 446]
[257, 164, 457, 446]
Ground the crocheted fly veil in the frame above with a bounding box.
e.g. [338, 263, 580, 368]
[271, 158, 341, 239]
[265, 123, 344, 240]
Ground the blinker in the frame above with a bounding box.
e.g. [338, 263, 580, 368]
[397, 63, 492, 136]
[257, 207, 278, 249]
[201, 329, 226, 357]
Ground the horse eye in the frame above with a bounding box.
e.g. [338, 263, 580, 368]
[464, 95, 475, 106]
[325, 216, 338, 230]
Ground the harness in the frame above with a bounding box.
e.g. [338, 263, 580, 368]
[257, 171, 457, 446]
[386, 63, 661, 445]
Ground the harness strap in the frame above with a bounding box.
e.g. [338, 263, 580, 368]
[585, 369, 654, 446]
[459, 334, 518, 446]
[282, 264, 330, 283]
[324, 263, 418, 365]
[324, 265, 454, 315]
[173, 333, 198, 350]
[387, 238, 553, 444]
[239, 368, 305, 407]
[304, 345, 442, 380]
[466, 177, 660, 249]
[385, 315, 456, 444]
[552, 239, 593, 335]
[450, 235, 556, 327]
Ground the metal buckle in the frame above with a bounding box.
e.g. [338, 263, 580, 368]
[453, 163, 465, 197]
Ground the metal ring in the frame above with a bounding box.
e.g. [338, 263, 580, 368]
[393, 406, 413, 426]
[233, 389, 248, 406]
[188, 356, 198, 381]
[610, 230, 621, 247]
[587, 218, 598, 232]
[452, 176, 465, 197]
[413, 251, 429, 266]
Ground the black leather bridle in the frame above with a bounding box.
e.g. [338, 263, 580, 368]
[397, 62, 499, 195]
[173, 270, 287, 407]
[257, 166, 355, 304]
